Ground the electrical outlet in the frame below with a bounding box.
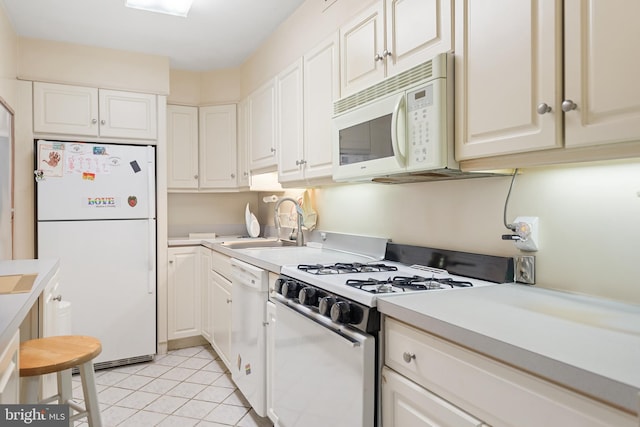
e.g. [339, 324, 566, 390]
[515, 255, 535, 284]
[513, 216, 539, 252]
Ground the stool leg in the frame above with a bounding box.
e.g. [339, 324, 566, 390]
[21, 377, 40, 403]
[57, 369, 73, 405]
[79, 361, 102, 427]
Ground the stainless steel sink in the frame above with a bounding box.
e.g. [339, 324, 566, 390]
[220, 239, 299, 249]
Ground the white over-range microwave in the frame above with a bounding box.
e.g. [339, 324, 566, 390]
[332, 52, 459, 183]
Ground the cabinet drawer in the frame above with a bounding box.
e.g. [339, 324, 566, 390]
[384, 317, 635, 427]
[210, 250, 232, 281]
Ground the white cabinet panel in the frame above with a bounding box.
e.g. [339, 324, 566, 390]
[210, 269, 232, 369]
[200, 249, 212, 343]
[249, 79, 277, 172]
[33, 82, 157, 141]
[34, 82, 99, 137]
[382, 367, 483, 427]
[167, 105, 199, 189]
[0, 330, 19, 404]
[99, 90, 157, 139]
[199, 105, 237, 189]
[564, 0, 640, 148]
[277, 59, 305, 183]
[454, 0, 562, 160]
[167, 246, 201, 340]
[340, 0, 452, 96]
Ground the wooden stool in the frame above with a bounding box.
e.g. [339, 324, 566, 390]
[20, 335, 102, 427]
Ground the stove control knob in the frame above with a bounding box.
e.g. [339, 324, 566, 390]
[318, 296, 336, 317]
[331, 301, 352, 324]
[298, 287, 318, 306]
[280, 280, 299, 299]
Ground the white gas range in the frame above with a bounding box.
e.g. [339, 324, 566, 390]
[269, 245, 516, 427]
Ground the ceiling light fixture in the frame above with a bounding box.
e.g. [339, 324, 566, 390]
[125, 0, 194, 17]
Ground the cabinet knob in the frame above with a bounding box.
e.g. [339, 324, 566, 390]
[194, 174, 198, 179]
[91, 119, 97, 124]
[383, 49, 392, 58]
[402, 352, 416, 363]
[53, 295, 62, 302]
[374, 53, 383, 62]
[100, 119, 106, 125]
[243, 172, 249, 177]
[561, 99, 578, 112]
[169, 260, 174, 264]
[231, 173, 236, 179]
[226, 298, 232, 304]
[536, 103, 552, 115]
[270, 147, 276, 153]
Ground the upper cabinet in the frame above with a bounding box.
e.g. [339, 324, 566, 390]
[198, 105, 238, 189]
[167, 105, 199, 189]
[248, 78, 277, 172]
[167, 104, 239, 192]
[236, 99, 250, 188]
[563, 0, 640, 148]
[455, 0, 640, 161]
[277, 34, 339, 185]
[340, 0, 453, 97]
[33, 82, 157, 140]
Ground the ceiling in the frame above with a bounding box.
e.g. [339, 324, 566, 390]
[0, 0, 306, 71]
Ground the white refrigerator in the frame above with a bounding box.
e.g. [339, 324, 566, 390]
[36, 139, 156, 367]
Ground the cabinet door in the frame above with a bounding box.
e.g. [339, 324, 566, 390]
[265, 301, 278, 424]
[167, 105, 199, 190]
[167, 247, 201, 340]
[249, 79, 277, 171]
[211, 270, 232, 369]
[200, 249, 212, 343]
[382, 367, 484, 427]
[236, 99, 250, 188]
[277, 59, 305, 183]
[564, 0, 640, 148]
[454, 0, 563, 160]
[386, 0, 453, 77]
[98, 89, 157, 140]
[199, 105, 238, 189]
[33, 82, 99, 137]
[303, 33, 339, 181]
[39, 268, 61, 398]
[0, 330, 19, 404]
[340, 2, 385, 97]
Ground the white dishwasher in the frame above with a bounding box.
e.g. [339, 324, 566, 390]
[230, 258, 269, 417]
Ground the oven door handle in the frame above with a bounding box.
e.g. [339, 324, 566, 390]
[272, 296, 367, 348]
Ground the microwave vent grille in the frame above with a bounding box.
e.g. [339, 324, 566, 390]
[335, 58, 436, 115]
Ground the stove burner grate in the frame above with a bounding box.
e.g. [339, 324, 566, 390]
[298, 262, 399, 275]
[345, 275, 473, 293]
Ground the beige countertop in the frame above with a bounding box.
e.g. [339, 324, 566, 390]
[0, 258, 59, 350]
[377, 284, 640, 414]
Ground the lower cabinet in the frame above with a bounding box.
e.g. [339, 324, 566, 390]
[167, 246, 201, 340]
[383, 317, 636, 427]
[382, 366, 483, 426]
[209, 269, 232, 369]
[0, 330, 19, 404]
[200, 249, 212, 343]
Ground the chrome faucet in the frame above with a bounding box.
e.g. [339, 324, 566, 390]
[274, 197, 304, 246]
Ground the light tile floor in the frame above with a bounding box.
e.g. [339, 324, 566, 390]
[71, 344, 273, 427]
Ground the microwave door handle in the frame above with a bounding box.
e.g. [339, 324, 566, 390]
[391, 94, 406, 166]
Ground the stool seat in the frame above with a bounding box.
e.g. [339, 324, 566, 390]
[20, 335, 102, 377]
[19, 335, 103, 427]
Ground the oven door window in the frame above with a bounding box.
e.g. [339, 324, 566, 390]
[338, 114, 393, 165]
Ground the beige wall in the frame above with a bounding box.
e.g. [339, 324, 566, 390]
[168, 68, 241, 106]
[17, 38, 170, 94]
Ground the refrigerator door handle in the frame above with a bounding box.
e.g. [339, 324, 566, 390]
[148, 220, 155, 294]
